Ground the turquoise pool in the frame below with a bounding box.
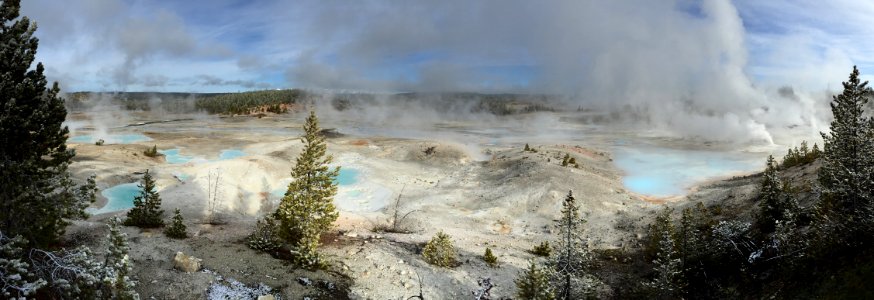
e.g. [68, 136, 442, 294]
[613, 145, 761, 197]
[219, 149, 247, 160]
[158, 148, 200, 164]
[88, 183, 142, 214]
[271, 168, 361, 198]
[69, 134, 152, 144]
[334, 168, 360, 186]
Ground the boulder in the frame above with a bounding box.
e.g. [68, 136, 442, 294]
[173, 251, 202, 273]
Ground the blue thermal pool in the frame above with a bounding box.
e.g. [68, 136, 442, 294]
[158, 148, 201, 164]
[219, 149, 247, 160]
[270, 168, 362, 198]
[173, 173, 191, 182]
[69, 134, 152, 144]
[88, 183, 141, 214]
[613, 146, 761, 197]
[334, 168, 361, 186]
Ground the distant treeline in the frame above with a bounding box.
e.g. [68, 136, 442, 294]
[66, 91, 224, 113]
[65, 90, 559, 116]
[332, 92, 557, 115]
[195, 89, 305, 115]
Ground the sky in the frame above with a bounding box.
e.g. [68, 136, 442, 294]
[20, 0, 874, 94]
[18, 0, 874, 143]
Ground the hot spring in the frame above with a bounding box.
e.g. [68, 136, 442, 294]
[87, 183, 142, 214]
[613, 144, 762, 198]
[69, 134, 152, 144]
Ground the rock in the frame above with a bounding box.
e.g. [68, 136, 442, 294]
[297, 277, 313, 286]
[173, 252, 201, 273]
[257, 295, 275, 300]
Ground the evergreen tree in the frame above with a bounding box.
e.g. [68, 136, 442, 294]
[645, 208, 674, 260]
[105, 217, 127, 271]
[676, 207, 700, 271]
[422, 231, 456, 267]
[105, 217, 138, 299]
[124, 170, 164, 228]
[273, 111, 339, 268]
[758, 155, 786, 233]
[246, 217, 281, 252]
[645, 221, 685, 298]
[483, 247, 498, 267]
[0, 232, 45, 298]
[811, 143, 821, 158]
[515, 260, 554, 300]
[164, 209, 187, 239]
[549, 191, 595, 299]
[0, 0, 96, 247]
[818, 66, 874, 243]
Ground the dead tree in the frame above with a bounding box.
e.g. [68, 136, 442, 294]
[388, 185, 418, 233]
[206, 169, 223, 224]
[471, 277, 494, 300]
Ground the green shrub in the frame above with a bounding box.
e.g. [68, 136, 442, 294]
[530, 241, 552, 257]
[515, 260, 554, 300]
[246, 218, 281, 252]
[422, 231, 456, 267]
[483, 247, 498, 267]
[143, 145, 159, 157]
[95, 139, 104, 146]
[163, 209, 187, 239]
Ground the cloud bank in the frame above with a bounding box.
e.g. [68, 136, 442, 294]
[22, 0, 874, 144]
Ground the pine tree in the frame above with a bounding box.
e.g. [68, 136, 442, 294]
[645, 208, 673, 260]
[758, 155, 785, 233]
[143, 145, 158, 157]
[515, 260, 554, 300]
[549, 191, 595, 299]
[0, 232, 46, 298]
[676, 207, 700, 272]
[105, 217, 138, 299]
[164, 209, 187, 239]
[422, 231, 456, 267]
[273, 111, 339, 268]
[246, 217, 281, 252]
[799, 141, 810, 157]
[818, 66, 874, 243]
[124, 170, 164, 228]
[645, 223, 685, 298]
[483, 247, 498, 267]
[0, 0, 96, 248]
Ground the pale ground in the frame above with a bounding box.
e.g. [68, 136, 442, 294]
[66, 111, 688, 299]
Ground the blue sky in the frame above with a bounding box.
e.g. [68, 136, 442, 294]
[20, 0, 874, 94]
